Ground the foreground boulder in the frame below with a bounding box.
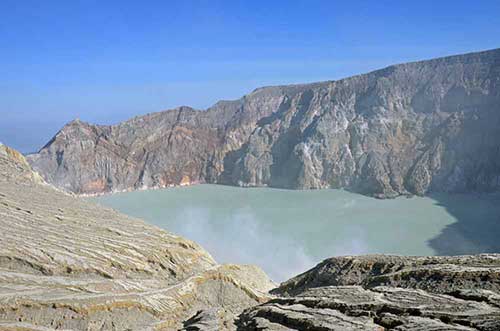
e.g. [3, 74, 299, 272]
[28, 48, 500, 198]
[236, 255, 500, 330]
[0, 143, 274, 330]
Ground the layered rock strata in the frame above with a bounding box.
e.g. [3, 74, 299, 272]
[0, 144, 274, 330]
[27, 48, 500, 198]
[236, 255, 500, 330]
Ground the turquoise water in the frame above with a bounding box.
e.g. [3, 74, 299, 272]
[94, 185, 500, 281]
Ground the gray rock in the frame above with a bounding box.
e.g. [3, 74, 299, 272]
[237, 286, 500, 330]
[0, 144, 275, 330]
[27, 48, 500, 198]
[274, 254, 500, 296]
[237, 255, 500, 331]
[181, 309, 237, 331]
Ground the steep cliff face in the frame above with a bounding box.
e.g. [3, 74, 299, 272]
[0, 144, 275, 330]
[27, 48, 500, 197]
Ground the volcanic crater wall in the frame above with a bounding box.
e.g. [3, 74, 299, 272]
[27, 48, 500, 198]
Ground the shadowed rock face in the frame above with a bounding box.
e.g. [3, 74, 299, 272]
[235, 255, 500, 331]
[0, 144, 275, 330]
[27, 48, 500, 198]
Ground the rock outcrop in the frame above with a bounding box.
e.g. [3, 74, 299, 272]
[27, 48, 500, 198]
[236, 255, 500, 330]
[273, 254, 500, 296]
[3, 143, 500, 330]
[0, 144, 275, 330]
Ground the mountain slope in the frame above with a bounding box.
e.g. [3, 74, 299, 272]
[0, 143, 274, 330]
[27, 48, 500, 198]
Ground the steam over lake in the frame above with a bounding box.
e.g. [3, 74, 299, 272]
[94, 185, 500, 282]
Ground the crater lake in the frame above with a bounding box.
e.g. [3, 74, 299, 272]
[93, 185, 500, 282]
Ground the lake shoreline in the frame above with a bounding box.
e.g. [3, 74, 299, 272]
[93, 185, 500, 282]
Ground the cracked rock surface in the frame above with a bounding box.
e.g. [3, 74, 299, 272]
[27, 48, 500, 198]
[274, 254, 500, 296]
[0, 144, 275, 330]
[235, 255, 500, 330]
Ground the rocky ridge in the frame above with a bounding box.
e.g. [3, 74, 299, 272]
[27, 48, 500, 198]
[0, 143, 275, 330]
[236, 254, 500, 330]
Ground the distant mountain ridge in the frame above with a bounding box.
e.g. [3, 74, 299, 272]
[27, 48, 500, 198]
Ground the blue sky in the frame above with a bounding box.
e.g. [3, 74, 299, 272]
[1, 0, 499, 152]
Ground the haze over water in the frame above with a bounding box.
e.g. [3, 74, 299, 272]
[94, 185, 500, 282]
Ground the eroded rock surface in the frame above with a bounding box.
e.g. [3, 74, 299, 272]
[236, 255, 500, 330]
[0, 144, 275, 330]
[274, 254, 500, 296]
[27, 48, 500, 198]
